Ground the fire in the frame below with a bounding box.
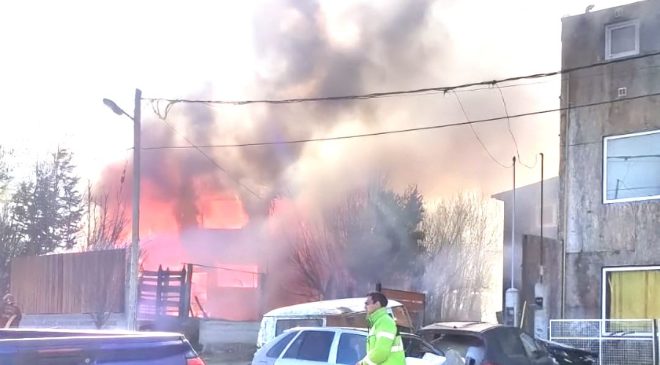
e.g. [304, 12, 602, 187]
[96, 156, 322, 321]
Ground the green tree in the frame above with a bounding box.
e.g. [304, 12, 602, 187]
[316, 177, 425, 295]
[0, 146, 21, 292]
[11, 148, 83, 255]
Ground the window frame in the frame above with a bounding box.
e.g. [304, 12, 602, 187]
[602, 129, 660, 204]
[601, 265, 660, 322]
[605, 19, 640, 60]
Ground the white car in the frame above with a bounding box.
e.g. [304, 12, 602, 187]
[252, 327, 446, 365]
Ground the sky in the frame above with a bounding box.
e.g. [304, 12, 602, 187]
[0, 0, 640, 201]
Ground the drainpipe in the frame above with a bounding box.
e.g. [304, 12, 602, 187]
[560, 74, 571, 319]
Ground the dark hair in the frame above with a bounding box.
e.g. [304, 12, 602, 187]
[367, 292, 388, 307]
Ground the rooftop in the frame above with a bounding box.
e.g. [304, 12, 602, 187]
[263, 297, 403, 317]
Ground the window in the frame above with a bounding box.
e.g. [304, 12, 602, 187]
[336, 333, 366, 365]
[603, 130, 660, 203]
[605, 20, 639, 60]
[266, 331, 298, 359]
[401, 336, 442, 358]
[275, 318, 323, 336]
[283, 330, 334, 362]
[428, 334, 484, 358]
[603, 266, 660, 320]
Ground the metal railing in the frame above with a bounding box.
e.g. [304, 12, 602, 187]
[549, 319, 657, 365]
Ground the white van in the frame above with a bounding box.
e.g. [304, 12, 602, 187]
[256, 297, 413, 348]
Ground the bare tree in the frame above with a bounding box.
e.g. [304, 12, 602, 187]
[421, 193, 502, 322]
[85, 168, 128, 250]
[286, 218, 354, 300]
[81, 167, 130, 328]
[279, 176, 425, 300]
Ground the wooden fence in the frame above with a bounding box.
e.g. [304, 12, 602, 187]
[10, 249, 125, 314]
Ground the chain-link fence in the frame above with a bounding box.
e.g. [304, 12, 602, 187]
[549, 319, 656, 365]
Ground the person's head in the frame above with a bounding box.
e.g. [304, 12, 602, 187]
[3, 294, 15, 305]
[365, 292, 388, 314]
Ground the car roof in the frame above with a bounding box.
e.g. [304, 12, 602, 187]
[263, 298, 404, 317]
[283, 326, 421, 337]
[420, 321, 503, 333]
[284, 326, 366, 334]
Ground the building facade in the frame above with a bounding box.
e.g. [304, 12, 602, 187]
[558, 0, 660, 319]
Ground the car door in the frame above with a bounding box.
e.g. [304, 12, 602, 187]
[334, 332, 367, 365]
[276, 330, 336, 365]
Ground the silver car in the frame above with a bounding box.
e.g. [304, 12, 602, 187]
[252, 327, 445, 365]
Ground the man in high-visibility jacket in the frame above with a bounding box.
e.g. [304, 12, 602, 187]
[359, 292, 406, 365]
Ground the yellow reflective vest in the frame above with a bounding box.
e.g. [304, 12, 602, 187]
[362, 308, 406, 365]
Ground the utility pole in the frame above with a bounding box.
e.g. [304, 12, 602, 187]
[102, 88, 142, 330]
[505, 156, 519, 327]
[535, 152, 547, 339]
[128, 88, 142, 331]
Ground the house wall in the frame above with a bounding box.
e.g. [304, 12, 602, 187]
[558, 0, 660, 318]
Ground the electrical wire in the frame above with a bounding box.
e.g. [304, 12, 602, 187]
[152, 110, 263, 199]
[495, 85, 538, 169]
[144, 51, 660, 107]
[453, 92, 513, 168]
[186, 262, 263, 275]
[141, 90, 660, 150]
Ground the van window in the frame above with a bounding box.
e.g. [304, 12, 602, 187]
[275, 319, 323, 336]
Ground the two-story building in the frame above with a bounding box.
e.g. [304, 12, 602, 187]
[559, 0, 660, 320]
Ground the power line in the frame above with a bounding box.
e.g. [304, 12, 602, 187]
[607, 154, 660, 160]
[150, 105, 262, 199]
[495, 84, 538, 169]
[186, 262, 263, 275]
[141, 90, 660, 150]
[144, 51, 660, 106]
[453, 92, 513, 168]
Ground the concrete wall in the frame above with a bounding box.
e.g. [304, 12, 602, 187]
[521, 235, 561, 336]
[199, 320, 259, 355]
[493, 178, 559, 294]
[558, 0, 660, 318]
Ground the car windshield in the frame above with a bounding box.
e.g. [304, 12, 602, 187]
[428, 333, 484, 358]
[402, 336, 443, 358]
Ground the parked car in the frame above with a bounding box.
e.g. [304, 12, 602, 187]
[252, 326, 445, 365]
[257, 298, 414, 348]
[0, 328, 205, 364]
[418, 322, 557, 365]
[536, 339, 597, 365]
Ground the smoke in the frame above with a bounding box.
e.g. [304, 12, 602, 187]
[94, 0, 560, 314]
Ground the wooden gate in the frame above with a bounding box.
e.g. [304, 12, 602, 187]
[138, 265, 192, 319]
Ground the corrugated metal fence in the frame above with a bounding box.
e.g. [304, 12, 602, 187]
[10, 249, 125, 314]
[550, 319, 657, 365]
